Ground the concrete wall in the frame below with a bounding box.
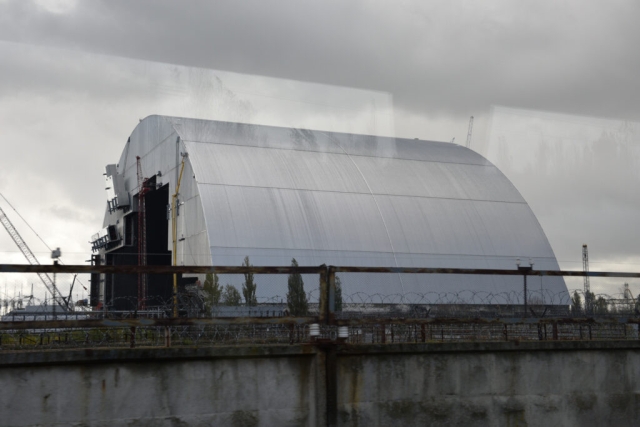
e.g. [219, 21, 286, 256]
[0, 347, 323, 427]
[337, 342, 640, 426]
[0, 342, 639, 426]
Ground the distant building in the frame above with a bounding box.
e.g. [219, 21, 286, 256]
[92, 116, 567, 311]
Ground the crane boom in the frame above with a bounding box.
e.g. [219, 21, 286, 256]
[0, 205, 67, 308]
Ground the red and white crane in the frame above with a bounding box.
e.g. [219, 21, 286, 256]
[136, 156, 150, 310]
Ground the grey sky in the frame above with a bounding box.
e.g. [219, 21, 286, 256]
[0, 0, 638, 300]
[486, 107, 640, 293]
[3, 1, 639, 119]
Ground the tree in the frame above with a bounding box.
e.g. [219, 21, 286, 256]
[571, 291, 582, 315]
[594, 296, 609, 315]
[287, 258, 308, 316]
[242, 256, 257, 306]
[203, 272, 221, 312]
[335, 275, 343, 312]
[222, 285, 242, 306]
[584, 291, 595, 314]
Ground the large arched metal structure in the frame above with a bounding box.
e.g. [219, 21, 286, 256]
[94, 115, 566, 306]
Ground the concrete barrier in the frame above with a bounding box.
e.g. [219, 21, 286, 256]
[0, 346, 322, 427]
[337, 341, 640, 426]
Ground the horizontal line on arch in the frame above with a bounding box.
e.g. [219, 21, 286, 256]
[197, 182, 526, 205]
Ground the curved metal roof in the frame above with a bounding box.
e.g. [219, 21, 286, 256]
[114, 115, 567, 301]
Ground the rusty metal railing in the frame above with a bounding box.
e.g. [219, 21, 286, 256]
[1, 263, 639, 350]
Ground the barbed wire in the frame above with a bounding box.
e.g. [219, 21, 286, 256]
[2, 287, 638, 322]
[1, 270, 639, 353]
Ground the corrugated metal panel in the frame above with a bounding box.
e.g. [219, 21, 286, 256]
[186, 142, 370, 194]
[351, 156, 524, 202]
[375, 196, 552, 257]
[185, 142, 520, 202]
[119, 116, 179, 184]
[198, 185, 392, 253]
[173, 115, 566, 297]
[169, 117, 490, 165]
[330, 131, 490, 165]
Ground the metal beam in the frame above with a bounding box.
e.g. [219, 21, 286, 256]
[0, 264, 326, 275]
[333, 317, 640, 326]
[0, 316, 318, 331]
[332, 266, 640, 278]
[2, 263, 640, 278]
[2, 315, 638, 332]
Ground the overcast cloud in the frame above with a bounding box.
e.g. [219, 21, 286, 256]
[3, 1, 640, 120]
[0, 0, 639, 300]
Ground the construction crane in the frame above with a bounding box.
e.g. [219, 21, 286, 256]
[67, 274, 78, 306]
[0, 205, 69, 309]
[136, 156, 150, 310]
[465, 116, 474, 148]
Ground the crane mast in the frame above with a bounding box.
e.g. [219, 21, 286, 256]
[465, 116, 474, 148]
[0, 205, 68, 309]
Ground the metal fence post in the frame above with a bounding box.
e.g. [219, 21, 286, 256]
[328, 266, 336, 325]
[319, 264, 328, 324]
[323, 265, 339, 427]
[326, 345, 338, 427]
[130, 326, 136, 348]
[164, 326, 171, 347]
